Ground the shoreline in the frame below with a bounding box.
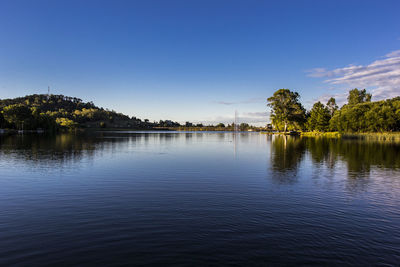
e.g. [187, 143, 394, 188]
[262, 131, 400, 142]
[2, 128, 400, 141]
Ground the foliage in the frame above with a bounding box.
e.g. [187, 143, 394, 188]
[347, 88, 371, 106]
[326, 97, 338, 117]
[342, 132, 400, 142]
[56, 118, 77, 128]
[268, 88, 400, 133]
[267, 89, 306, 132]
[2, 104, 33, 129]
[0, 94, 152, 130]
[330, 97, 400, 132]
[157, 120, 181, 127]
[306, 101, 331, 132]
[239, 123, 250, 131]
[301, 131, 342, 138]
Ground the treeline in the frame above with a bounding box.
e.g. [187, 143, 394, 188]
[0, 94, 264, 132]
[0, 94, 250, 132]
[267, 88, 400, 133]
[176, 122, 260, 131]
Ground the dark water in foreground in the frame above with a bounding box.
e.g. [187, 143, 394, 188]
[0, 132, 399, 266]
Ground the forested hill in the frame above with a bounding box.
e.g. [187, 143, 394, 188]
[0, 94, 152, 130]
[0, 94, 237, 131]
[0, 94, 97, 113]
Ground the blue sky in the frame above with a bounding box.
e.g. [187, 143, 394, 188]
[1, 0, 399, 125]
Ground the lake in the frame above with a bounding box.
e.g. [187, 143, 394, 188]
[0, 132, 399, 266]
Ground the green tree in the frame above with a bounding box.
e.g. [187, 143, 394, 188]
[329, 98, 400, 133]
[267, 89, 306, 132]
[347, 88, 371, 106]
[239, 123, 250, 131]
[2, 104, 33, 129]
[216, 123, 225, 128]
[56, 117, 77, 129]
[326, 97, 338, 116]
[328, 89, 400, 133]
[306, 101, 331, 132]
[37, 113, 57, 131]
[0, 94, 137, 130]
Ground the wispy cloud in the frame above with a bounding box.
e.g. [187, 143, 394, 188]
[307, 49, 400, 101]
[214, 97, 265, 106]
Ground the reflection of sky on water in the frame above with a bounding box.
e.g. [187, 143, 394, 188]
[1, 132, 400, 193]
[1, 132, 400, 266]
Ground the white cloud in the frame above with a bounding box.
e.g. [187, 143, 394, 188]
[198, 111, 270, 126]
[307, 49, 400, 101]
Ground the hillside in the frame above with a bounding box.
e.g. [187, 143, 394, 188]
[0, 94, 258, 132]
[0, 94, 154, 130]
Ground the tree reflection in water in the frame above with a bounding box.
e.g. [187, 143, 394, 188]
[269, 135, 400, 190]
[1, 132, 399, 189]
[0, 132, 186, 169]
[269, 135, 306, 184]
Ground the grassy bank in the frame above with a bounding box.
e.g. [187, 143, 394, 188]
[301, 132, 342, 138]
[341, 132, 400, 141]
[261, 131, 400, 142]
[301, 131, 400, 141]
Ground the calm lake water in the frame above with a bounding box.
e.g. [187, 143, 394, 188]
[0, 132, 399, 266]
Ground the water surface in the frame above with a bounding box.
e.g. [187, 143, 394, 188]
[0, 132, 399, 266]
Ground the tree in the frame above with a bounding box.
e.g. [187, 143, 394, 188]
[347, 88, 372, 106]
[55, 117, 77, 129]
[0, 111, 5, 128]
[239, 123, 250, 131]
[326, 97, 338, 117]
[2, 104, 33, 129]
[37, 113, 57, 131]
[0, 94, 142, 130]
[267, 89, 306, 132]
[216, 123, 225, 128]
[329, 97, 400, 133]
[306, 101, 331, 132]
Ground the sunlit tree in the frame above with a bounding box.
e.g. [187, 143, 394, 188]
[267, 89, 306, 132]
[306, 101, 331, 132]
[326, 97, 338, 117]
[347, 88, 371, 106]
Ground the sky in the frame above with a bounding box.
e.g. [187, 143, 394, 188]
[1, 0, 400, 125]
